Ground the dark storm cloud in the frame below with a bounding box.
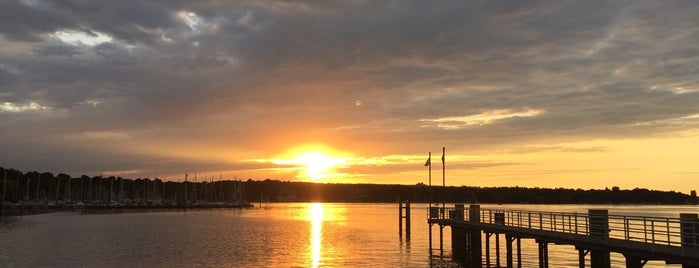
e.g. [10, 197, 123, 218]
[33, 43, 81, 57]
[1, 0, 698, 177]
[0, 0, 75, 41]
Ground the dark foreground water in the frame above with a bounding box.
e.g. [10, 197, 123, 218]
[0, 203, 696, 267]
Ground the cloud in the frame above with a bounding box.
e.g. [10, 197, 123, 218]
[0, 101, 49, 113]
[421, 109, 544, 129]
[0, 0, 698, 183]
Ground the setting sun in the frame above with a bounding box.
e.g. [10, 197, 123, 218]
[271, 144, 352, 181]
[294, 152, 344, 179]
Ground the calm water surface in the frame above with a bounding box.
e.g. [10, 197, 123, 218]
[0, 203, 696, 267]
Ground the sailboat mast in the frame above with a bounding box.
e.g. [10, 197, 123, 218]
[67, 175, 71, 203]
[110, 177, 114, 204]
[14, 174, 19, 203]
[98, 175, 102, 202]
[119, 177, 124, 204]
[56, 175, 60, 202]
[36, 173, 41, 201]
[152, 174, 156, 201]
[25, 177, 30, 202]
[3, 170, 6, 202]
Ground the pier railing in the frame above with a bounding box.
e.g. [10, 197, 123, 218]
[428, 206, 699, 248]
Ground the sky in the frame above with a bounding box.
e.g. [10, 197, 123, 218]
[1, 0, 698, 192]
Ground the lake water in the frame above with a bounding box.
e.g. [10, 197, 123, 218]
[0, 203, 696, 267]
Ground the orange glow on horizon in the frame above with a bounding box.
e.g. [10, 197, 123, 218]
[273, 144, 353, 181]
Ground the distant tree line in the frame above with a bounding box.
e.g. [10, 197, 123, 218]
[246, 180, 696, 204]
[2, 167, 696, 205]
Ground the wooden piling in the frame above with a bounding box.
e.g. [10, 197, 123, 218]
[537, 240, 549, 268]
[506, 235, 515, 268]
[589, 209, 611, 268]
[451, 204, 467, 263]
[680, 213, 699, 268]
[452, 226, 466, 263]
[624, 255, 646, 268]
[398, 201, 402, 235]
[406, 201, 410, 239]
[485, 232, 491, 267]
[577, 248, 588, 268]
[398, 200, 411, 239]
[469, 205, 482, 267]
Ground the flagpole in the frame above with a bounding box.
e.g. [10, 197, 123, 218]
[442, 147, 445, 211]
[428, 152, 432, 187]
[428, 152, 432, 203]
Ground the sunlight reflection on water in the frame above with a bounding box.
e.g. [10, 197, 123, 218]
[309, 203, 323, 268]
[0, 204, 694, 267]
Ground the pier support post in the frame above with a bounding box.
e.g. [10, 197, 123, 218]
[452, 226, 467, 263]
[680, 213, 699, 268]
[624, 255, 647, 268]
[496, 233, 501, 268]
[506, 235, 514, 268]
[454, 203, 464, 221]
[577, 248, 589, 268]
[589, 209, 611, 268]
[428, 223, 433, 258]
[451, 204, 467, 264]
[485, 232, 492, 268]
[428, 204, 438, 260]
[469, 205, 482, 267]
[516, 237, 521, 268]
[537, 240, 549, 268]
[440, 224, 444, 261]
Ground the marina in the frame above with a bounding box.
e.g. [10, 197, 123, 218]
[0, 176, 252, 215]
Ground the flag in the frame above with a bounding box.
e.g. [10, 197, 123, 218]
[441, 150, 445, 164]
[424, 157, 431, 167]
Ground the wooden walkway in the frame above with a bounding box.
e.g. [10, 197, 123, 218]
[428, 205, 699, 268]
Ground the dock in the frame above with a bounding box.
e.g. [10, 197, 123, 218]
[427, 204, 699, 268]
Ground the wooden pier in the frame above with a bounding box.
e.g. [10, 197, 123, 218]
[428, 204, 699, 268]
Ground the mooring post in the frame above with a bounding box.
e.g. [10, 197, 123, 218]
[469, 205, 482, 267]
[589, 209, 611, 268]
[399, 201, 403, 236]
[398, 199, 411, 239]
[680, 213, 699, 268]
[405, 200, 411, 240]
